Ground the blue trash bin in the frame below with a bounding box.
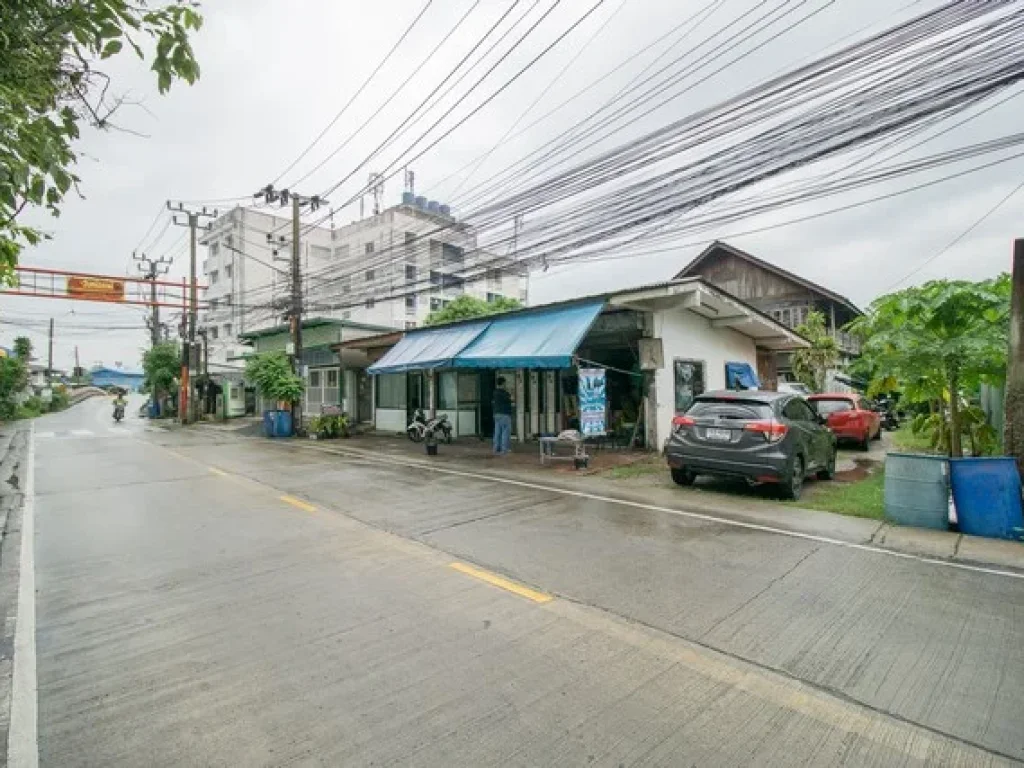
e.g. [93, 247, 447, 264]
[263, 409, 293, 438]
[950, 457, 1023, 541]
[884, 453, 950, 530]
[148, 399, 160, 419]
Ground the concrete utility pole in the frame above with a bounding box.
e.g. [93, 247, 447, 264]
[291, 193, 304, 432]
[169, 203, 217, 424]
[47, 317, 53, 379]
[253, 185, 327, 434]
[1004, 239, 1024, 478]
[133, 252, 172, 349]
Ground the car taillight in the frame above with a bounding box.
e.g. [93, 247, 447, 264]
[743, 420, 788, 443]
[672, 415, 695, 432]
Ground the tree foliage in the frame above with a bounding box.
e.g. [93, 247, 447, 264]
[791, 310, 838, 393]
[848, 276, 1010, 457]
[0, 356, 27, 420]
[423, 294, 522, 326]
[13, 336, 33, 361]
[1, 0, 204, 279]
[143, 341, 179, 397]
[245, 352, 304, 405]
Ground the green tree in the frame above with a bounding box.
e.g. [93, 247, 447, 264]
[0, 356, 27, 420]
[1, 1, 204, 279]
[143, 341, 179, 401]
[245, 352, 304, 406]
[791, 310, 839, 393]
[423, 294, 522, 326]
[848, 276, 1010, 457]
[13, 336, 32, 361]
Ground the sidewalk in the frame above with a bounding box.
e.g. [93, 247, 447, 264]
[202, 428, 1024, 574]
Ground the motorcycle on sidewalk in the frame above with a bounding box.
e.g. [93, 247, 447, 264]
[406, 409, 453, 444]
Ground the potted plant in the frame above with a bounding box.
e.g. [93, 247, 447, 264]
[245, 352, 304, 437]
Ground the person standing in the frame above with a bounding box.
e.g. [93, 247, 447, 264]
[492, 377, 513, 455]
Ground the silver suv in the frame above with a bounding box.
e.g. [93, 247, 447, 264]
[665, 390, 836, 500]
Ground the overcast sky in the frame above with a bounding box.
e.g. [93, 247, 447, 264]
[10, 0, 1023, 371]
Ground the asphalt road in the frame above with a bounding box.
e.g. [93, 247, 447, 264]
[20, 398, 1024, 766]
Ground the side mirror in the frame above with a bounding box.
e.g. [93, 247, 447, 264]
[817, 414, 828, 426]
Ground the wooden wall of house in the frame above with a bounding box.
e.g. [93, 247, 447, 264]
[689, 251, 817, 309]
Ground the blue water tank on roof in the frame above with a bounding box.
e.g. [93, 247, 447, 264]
[427, 200, 441, 213]
[401, 191, 415, 206]
[414, 196, 427, 209]
[439, 204, 452, 217]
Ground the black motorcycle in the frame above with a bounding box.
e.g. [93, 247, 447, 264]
[875, 395, 900, 431]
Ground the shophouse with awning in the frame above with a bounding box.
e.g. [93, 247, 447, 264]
[348, 277, 808, 449]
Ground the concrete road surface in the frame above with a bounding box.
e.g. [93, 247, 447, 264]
[15, 398, 1024, 766]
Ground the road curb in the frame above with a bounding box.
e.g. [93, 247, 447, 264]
[0, 427, 30, 768]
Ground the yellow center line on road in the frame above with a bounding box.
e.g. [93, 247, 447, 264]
[280, 494, 317, 513]
[449, 562, 553, 604]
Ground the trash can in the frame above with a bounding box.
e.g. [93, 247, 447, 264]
[884, 453, 950, 530]
[148, 399, 160, 419]
[950, 457, 1023, 541]
[263, 409, 293, 438]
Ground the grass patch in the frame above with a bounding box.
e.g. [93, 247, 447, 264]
[802, 467, 885, 519]
[604, 457, 665, 479]
[890, 423, 937, 454]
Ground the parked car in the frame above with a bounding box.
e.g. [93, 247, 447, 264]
[777, 381, 812, 396]
[665, 390, 837, 500]
[807, 394, 881, 450]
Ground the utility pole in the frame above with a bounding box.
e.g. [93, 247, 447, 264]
[254, 185, 328, 435]
[1004, 238, 1024, 479]
[133, 251, 172, 348]
[47, 317, 53, 379]
[169, 202, 217, 424]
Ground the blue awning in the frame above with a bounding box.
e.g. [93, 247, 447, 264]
[367, 321, 489, 374]
[453, 301, 604, 369]
[725, 361, 760, 390]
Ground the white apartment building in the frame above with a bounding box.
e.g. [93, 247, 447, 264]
[200, 198, 526, 367]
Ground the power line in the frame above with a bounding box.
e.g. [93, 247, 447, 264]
[887, 174, 1024, 291]
[272, 0, 435, 186]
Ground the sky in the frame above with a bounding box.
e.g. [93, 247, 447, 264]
[9, 0, 1023, 371]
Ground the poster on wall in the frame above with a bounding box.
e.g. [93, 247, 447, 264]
[578, 368, 607, 437]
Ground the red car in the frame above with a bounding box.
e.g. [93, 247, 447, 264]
[808, 394, 881, 451]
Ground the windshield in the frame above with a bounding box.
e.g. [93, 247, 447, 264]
[811, 399, 854, 415]
[688, 398, 774, 420]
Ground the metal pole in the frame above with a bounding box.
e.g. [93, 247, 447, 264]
[180, 276, 188, 424]
[291, 194, 304, 432]
[1004, 239, 1024, 478]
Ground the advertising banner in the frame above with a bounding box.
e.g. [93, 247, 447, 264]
[578, 368, 607, 437]
[67, 276, 125, 303]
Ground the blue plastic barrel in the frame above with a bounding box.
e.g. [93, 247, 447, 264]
[148, 399, 160, 419]
[884, 453, 950, 530]
[275, 410, 293, 437]
[263, 409, 293, 438]
[950, 457, 1023, 541]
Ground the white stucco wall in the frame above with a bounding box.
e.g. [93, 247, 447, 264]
[652, 308, 759, 448]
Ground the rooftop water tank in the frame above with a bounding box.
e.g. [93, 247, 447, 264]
[439, 204, 452, 217]
[427, 200, 441, 213]
[414, 196, 427, 209]
[401, 191, 415, 206]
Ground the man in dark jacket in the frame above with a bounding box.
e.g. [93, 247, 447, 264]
[492, 377, 513, 455]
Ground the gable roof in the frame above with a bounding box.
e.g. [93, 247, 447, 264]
[675, 241, 863, 318]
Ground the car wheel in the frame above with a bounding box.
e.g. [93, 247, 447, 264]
[859, 431, 870, 451]
[671, 467, 696, 486]
[871, 425, 882, 441]
[781, 456, 804, 500]
[817, 447, 836, 480]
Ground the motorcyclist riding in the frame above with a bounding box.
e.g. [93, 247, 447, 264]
[112, 391, 127, 422]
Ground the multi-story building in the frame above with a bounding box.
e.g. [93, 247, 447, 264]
[200, 197, 526, 368]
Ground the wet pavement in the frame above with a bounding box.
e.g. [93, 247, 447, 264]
[23, 399, 1024, 766]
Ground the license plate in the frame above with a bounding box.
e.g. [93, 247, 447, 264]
[705, 427, 732, 442]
